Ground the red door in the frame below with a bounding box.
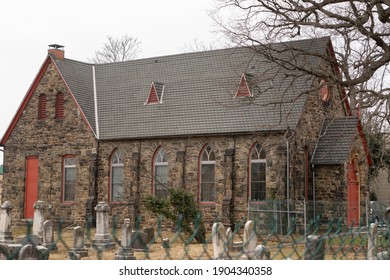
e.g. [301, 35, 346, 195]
[347, 161, 359, 227]
[25, 157, 39, 219]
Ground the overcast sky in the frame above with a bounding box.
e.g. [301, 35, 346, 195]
[0, 0, 223, 164]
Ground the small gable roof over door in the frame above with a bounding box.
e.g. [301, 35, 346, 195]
[311, 117, 359, 165]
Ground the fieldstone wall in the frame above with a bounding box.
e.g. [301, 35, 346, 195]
[97, 133, 288, 229]
[291, 77, 348, 201]
[2, 61, 98, 223]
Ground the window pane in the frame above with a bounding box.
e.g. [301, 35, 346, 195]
[251, 161, 266, 201]
[201, 164, 215, 201]
[155, 165, 168, 198]
[111, 166, 124, 201]
[64, 166, 76, 201]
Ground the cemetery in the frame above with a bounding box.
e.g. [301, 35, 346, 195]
[0, 200, 389, 260]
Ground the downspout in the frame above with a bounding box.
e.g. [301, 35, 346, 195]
[286, 132, 294, 230]
[287, 138, 290, 229]
[312, 164, 316, 221]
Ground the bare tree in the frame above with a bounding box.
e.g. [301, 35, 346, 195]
[181, 38, 217, 53]
[212, 0, 390, 126]
[90, 35, 141, 63]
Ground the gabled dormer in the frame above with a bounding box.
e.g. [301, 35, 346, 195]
[234, 73, 254, 98]
[145, 81, 165, 105]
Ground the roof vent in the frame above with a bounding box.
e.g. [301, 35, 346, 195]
[48, 44, 65, 60]
[145, 82, 165, 105]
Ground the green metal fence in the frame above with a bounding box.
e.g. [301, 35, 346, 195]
[0, 214, 389, 260]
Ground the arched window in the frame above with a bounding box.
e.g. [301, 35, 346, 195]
[38, 94, 47, 120]
[153, 147, 168, 198]
[200, 145, 215, 202]
[110, 149, 124, 202]
[250, 144, 266, 201]
[55, 92, 64, 119]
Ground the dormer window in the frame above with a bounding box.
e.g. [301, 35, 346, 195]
[234, 73, 254, 98]
[145, 82, 165, 105]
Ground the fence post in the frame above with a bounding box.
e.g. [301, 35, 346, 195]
[304, 234, 325, 260]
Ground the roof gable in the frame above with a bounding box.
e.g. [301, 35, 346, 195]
[234, 73, 253, 98]
[145, 82, 165, 104]
[0, 56, 96, 146]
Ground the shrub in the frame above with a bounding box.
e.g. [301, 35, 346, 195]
[143, 188, 206, 243]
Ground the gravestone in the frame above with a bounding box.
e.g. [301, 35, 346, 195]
[69, 226, 88, 257]
[242, 220, 257, 259]
[367, 222, 378, 260]
[162, 238, 170, 249]
[0, 201, 14, 243]
[253, 245, 270, 260]
[225, 228, 234, 252]
[0, 244, 9, 260]
[304, 235, 325, 260]
[130, 230, 147, 251]
[92, 202, 115, 249]
[42, 220, 57, 251]
[212, 222, 228, 259]
[115, 219, 136, 260]
[18, 244, 39, 260]
[68, 251, 81, 260]
[36, 245, 50, 260]
[32, 201, 45, 243]
[143, 227, 155, 244]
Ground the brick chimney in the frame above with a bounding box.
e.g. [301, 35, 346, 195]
[48, 44, 65, 60]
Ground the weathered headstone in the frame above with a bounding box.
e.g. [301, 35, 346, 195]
[36, 245, 50, 260]
[70, 226, 88, 257]
[130, 230, 148, 251]
[115, 219, 136, 260]
[32, 201, 45, 243]
[225, 227, 234, 252]
[18, 244, 39, 260]
[42, 220, 57, 251]
[162, 238, 170, 249]
[143, 227, 155, 244]
[0, 201, 14, 243]
[212, 222, 227, 259]
[0, 244, 9, 260]
[68, 251, 81, 260]
[243, 220, 257, 259]
[92, 202, 115, 249]
[253, 245, 271, 260]
[304, 235, 325, 260]
[367, 222, 378, 260]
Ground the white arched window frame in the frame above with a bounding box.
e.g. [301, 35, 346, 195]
[250, 144, 267, 201]
[200, 145, 215, 202]
[110, 149, 124, 202]
[154, 147, 168, 198]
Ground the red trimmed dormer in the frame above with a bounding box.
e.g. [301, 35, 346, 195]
[234, 73, 254, 98]
[145, 81, 165, 105]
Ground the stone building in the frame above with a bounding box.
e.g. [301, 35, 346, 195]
[0, 38, 372, 229]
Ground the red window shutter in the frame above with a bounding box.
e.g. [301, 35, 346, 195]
[38, 94, 47, 120]
[55, 92, 64, 119]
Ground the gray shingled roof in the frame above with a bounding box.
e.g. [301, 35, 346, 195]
[311, 117, 359, 165]
[54, 58, 96, 133]
[54, 37, 330, 140]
